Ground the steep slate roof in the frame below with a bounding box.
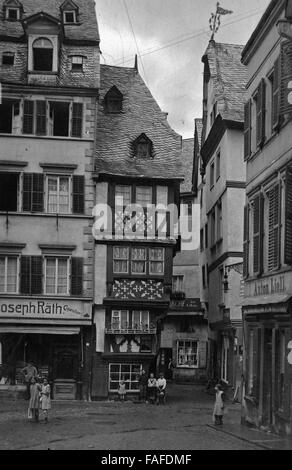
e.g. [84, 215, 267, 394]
[94, 64, 183, 181]
[181, 138, 194, 193]
[203, 41, 247, 123]
[0, 0, 99, 42]
[192, 118, 203, 195]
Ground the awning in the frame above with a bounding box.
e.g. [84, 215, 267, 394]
[242, 295, 292, 315]
[167, 312, 204, 317]
[0, 327, 80, 335]
[242, 294, 291, 307]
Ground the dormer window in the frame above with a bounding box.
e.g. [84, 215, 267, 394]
[134, 134, 153, 159]
[104, 86, 123, 113]
[33, 38, 53, 72]
[2, 52, 15, 66]
[63, 10, 76, 24]
[6, 7, 20, 20]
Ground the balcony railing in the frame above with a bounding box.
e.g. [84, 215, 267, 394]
[105, 323, 157, 335]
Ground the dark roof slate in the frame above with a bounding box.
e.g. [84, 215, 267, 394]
[0, 0, 99, 42]
[203, 41, 247, 123]
[95, 64, 183, 181]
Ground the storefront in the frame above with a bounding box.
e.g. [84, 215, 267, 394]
[242, 272, 292, 435]
[0, 298, 92, 400]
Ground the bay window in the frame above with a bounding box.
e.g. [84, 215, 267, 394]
[115, 185, 131, 207]
[0, 256, 18, 293]
[113, 246, 165, 275]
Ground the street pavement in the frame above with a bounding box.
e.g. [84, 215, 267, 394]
[0, 383, 292, 450]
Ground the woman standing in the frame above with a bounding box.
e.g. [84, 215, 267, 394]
[40, 378, 51, 423]
[28, 377, 41, 422]
[213, 384, 225, 425]
[147, 373, 157, 404]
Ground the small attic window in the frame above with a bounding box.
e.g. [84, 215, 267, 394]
[134, 134, 153, 159]
[2, 52, 15, 65]
[71, 56, 84, 72]
[63, 10, 77, 23]
[6, 7, 20, 20]
[104, 86, 123, 113]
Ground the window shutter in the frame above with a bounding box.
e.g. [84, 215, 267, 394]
[273, 57, 280, 127]
[253, 195, 264, 274]
[31, 173, 44, 212]
[73, 175, 85, 214]
[31, 256, 43, 294]
[71, 257, 83, 296]
[285, 166, 292, 265]
[20, 256, 31, 294]
[280, 41, 292, 117]
[244, 100, 251, 159]
[198, 341, 207, 369]
[268, 184, 281, 271]
[243, 205, 249, 278]
[20, 256, 42, 295]
[22, 173, 32, 212]
[22, 174, 44, 212]
[23, 100, 34, 134]
[256, 79, 266, 147]
[36, 101, 47, 136]
[71, 103, 83, 138]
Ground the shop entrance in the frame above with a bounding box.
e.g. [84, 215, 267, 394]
[263, 328, 273, 427]
[0, 333, 80, 400]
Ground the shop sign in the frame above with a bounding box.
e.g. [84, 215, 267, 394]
[0, 299, 91, 321]
[245, 273, 289, 298]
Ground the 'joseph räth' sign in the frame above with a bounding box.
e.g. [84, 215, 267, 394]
[0, 299, 91, 321]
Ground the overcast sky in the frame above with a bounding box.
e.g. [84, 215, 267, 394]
[95, 0, 271, 139]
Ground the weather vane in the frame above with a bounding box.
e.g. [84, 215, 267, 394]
[209, 2, 233, 40]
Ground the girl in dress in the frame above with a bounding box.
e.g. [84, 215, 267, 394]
[118, 379, 126, 401]
[213, 384, 225, 425]
[40, 378, 51, 423]
[28, 377, 41, 422]
[147, 373, 157, 404]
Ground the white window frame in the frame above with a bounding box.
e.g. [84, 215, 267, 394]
[177, 340, 199, 369]
[108, 363, 142, 392]
[71, 56, 84, 72]
[149, 248, 165, 275]
[136, 186, 153, 207]
[0, 255, 19, 294]
[63, 10, 77, 24]
[46, 174, 71, 214]
[44, 256, 70, 296]
[115, 185, 132, 207]
[6, 7, 20, 20]
[113, 247, 129, 274]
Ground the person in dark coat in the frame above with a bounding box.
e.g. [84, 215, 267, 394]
[138, 370, 148, 402]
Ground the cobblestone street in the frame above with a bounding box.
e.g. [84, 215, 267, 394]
[1, 384, 291, 451]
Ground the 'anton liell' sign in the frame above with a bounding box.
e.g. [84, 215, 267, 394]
[0, 299, 91, 321]
[248, 274, 287, 297]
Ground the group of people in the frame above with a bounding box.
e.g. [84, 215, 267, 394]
[118, 371, 167, 404]
[21, 362, 51, 423]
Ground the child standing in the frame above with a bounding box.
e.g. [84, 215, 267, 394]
[118, 379, 126, 401]
[27, 377, 41, 422]
[40, 378, 51, 423]
[213, 384, 225, 425]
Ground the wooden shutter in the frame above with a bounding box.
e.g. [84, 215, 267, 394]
[71, 103, 83, 138]
[20, 256, 31, 294]
[31, 174, 44, 212]
[20, 256, 43, 294]
[71, 257, 83, 296]
[280, 41, 292, 116]
[73, 175, 85, 214]
[243, 205, 249, 278]
[22, 173, 32, 212]
[22, 174, 44, 212]
[253, 195, 264, 274]
[198, 341, 207, 369]
[31, 256, 43, 294]
[36, 101, 47, 136]
[273, 57, 280, 128]
[244, 100, 251, 159]
[285, 166, 292, 265]
[268, 184, 281, 271]
[23, 100, 34, 134]
[256, 79, 266, 147]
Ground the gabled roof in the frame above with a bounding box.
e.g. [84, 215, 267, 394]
[202, 41, 247, 123]
[3, 0, 23, 7]
[22, 11, 62, 28]
[0, 0, 99, 43]
[181, 138, 194, 193]
[94, 64, 183, 182]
